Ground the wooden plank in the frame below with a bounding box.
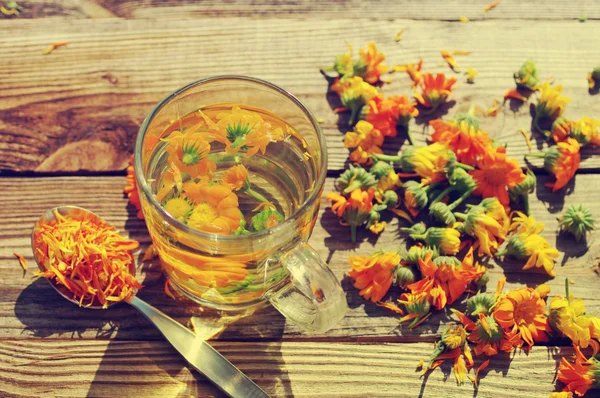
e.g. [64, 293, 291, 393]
[1, 175, 598, 341]
[8, 0, 600, 21]
[0, 338, 577, 397]
[1, 18, 599, 172]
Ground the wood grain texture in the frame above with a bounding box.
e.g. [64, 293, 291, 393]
[0, 338, 577, 398]
[1, 18, 599, 172]
[8, 0, 600, 21]
[1, 175, 598, 341]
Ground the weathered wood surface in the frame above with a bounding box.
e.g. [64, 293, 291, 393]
[0, 339, 577, 398]
[1, 18, 599, 172]
[4, 0, 600, 21]
[1, 175, 598, 341]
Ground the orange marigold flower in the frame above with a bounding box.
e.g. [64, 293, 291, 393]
[557, 346, 599, 397]
[551, 117, 575, 144]
[406, 249, 484, 310]
[222, 164, 250, 191]
[183, 182, 242, 235]
[452, 309, 520, 356]
[493, 287, 550, 347]
[429, 117, 493, 166]
[164, 130, 216, 178]
[356, 42, 389, 84]
[414, 73, 457, 110]
[471, 146, 526, 205]
[540, 138, 580, 192]
[365, 94, 418, 137]
[326, 188, 374, 243]
[124, 155, 144, 219]
[348, 251, 400, 302]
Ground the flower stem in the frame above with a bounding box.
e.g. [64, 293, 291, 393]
[525, 152, 545, 159]
[405, 127, 416, 146]
[351, 224, 357, 243]
[343, 180, 364, 194]
[447, 188, 475, 211]
[522, 192, 530, 215]
[373, 153, 402, 163]
[456, 162, 475, 171]
[349, 107, 360, 127]
[245, 187, 269, 203]
[453, 212, 468, 221]
[565, 278, 571, 304]
[495, 250, 508, 257]
[431, 186, 454, 205]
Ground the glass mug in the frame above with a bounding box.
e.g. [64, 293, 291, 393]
[134, 76, 348, 333]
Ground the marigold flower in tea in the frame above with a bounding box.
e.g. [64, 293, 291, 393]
[363, 94, 418, 141]
[529, 137, 580, 192]
[348, 251, 400, 302]
[33, 210, 142, 308]
[402, 224, 461, 255]
[471, 146, 526, 206]
[550, 280, 600, 353]
[588, 66, 600, 89]
[163, 196, 193, 224]
[222, 164, 250, 191]
[466, 67, 478, 84]
[557, 346, 600, 397]
[183, 182, 242, 235]
[560, 204, 595, 241]
[452, 309, 519, 356]
[508, 168, 536, 215]
[344, 120, 384, 165]
[326, 188, 374, 243]
[414, 73, 457, 110]
[250, 208, 284, 232]
[430, 116, 493, 167]
[332, 76, 379, 126]
[124, 155, 144, 220]
[534, 82, 570, 132]
[336, 164, 377, 194]
[493, 287, 550, 347]
[455, 199, 508, 257]
[163, 130, 216, 179]
[514, 60, 539, 90]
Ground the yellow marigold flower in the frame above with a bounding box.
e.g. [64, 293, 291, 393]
[332, 76, 378, 126]
[503, 233, 559, 277]
[535, 82, 570, 127]
[402, 224, 461, 255]
[550, 280, 600, 353]
[456, 199, 508, 257]
[368, 220, 387, 234]
[548, 392, 573, 398]
[376, 169, 402, 192]
[466, 67, 478, 83]
[184, 182, 242, 235]
[425, 325, 472, 385]
[348, 251, 400, 302]
[414, 73, 457, 110]
[326, 188, 375, 243]
[514, 60, 539, 91]
[551, 117, 576, 144]
[572, 117, 600, 146]
[401, 143, 454, 185]
[441, 50, 460, 71]
[344, 120, 384, 165]
[399, 292, 432, 329]
[356, 42, 389, 84]
[222, 164, 250, 191]
[509, 211, 544, 236]
[163, 196, 193, 223]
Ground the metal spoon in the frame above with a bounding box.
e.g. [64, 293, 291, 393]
[31, 206, 270, 398]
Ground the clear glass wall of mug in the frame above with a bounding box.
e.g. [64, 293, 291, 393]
[135, 76, 347, 333]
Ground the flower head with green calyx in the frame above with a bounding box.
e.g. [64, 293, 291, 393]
[401, 224, 461, 255]
[249, 209, 284, 232]
[399, 292, 432, 329]
[513, 60, 539, 90]
[433, 256, 461, 267]
[454, 111, 481, 130]
[332, 42, 355, 77]
[509, 168, 536, 215]
[429, 202, 457, 226]
[402, 245, 439, 265]
[162, 195, 194, 224]
[333, 76, 379, 126]
[429, 168, 477, 215]
[466, 292, 497, 317]
[588, 66, 600, 90]
[427, 324, 468, 368]
[394, 264, 419, 288]
[326, 188, 374, 243]
[373, 190, 398, 212]
[560, 204, 595, 241]
[534, 82, 570, 133]
[570, 117, 600, 146]
[402, 180, 429, 217]
[226, 122, 253, 149]
[370, 160, 394, 178]
[336, 164, 378, 194]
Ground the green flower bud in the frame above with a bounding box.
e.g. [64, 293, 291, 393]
[404, 294, 431, 315]
[432, 256, 461, 267]
[334, 53, 354, 76]
[542, 146, 561, 172]
[337, 164, 377, 194]
[467, 293, 497, 317]
[560, 204, 595, 241]
[370, 161, 394, 178]
[475, 271, 490, 288]
[429, 202, 457, 226]
[374, 190, 399, 212]
[448, 167, 477, 192]
[509, 168, 536, 199]
[250, 209, 284, 232]
[513, 60, 539, 90]
[403, 180, 429, 211]
[394, 265, 418, 288]
[403, 245, 439, 265]
[399, 146, 416, 172]
[365, 210, 381, 230]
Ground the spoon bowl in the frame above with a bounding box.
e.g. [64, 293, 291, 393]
[30, 205, 270, 398]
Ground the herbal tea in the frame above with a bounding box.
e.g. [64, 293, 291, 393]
[143, 104, 320, 306]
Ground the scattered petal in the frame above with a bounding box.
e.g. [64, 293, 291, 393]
[42, 42, 68, 55]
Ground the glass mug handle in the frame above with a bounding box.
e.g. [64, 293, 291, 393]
[268, 244, 348, 333]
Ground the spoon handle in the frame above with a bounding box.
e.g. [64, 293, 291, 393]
[127, 296, 270, 398]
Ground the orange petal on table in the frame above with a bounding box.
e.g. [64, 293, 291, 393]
[13, 252, 27, 271]
[390, 208, 413, 223]
[504, 89, 527, 102]
[472, 359, 490, 387]
[164, 280, 176, 300]
[452, 50, 472, 55]
[376, 301, 405, 314]
[483, 0, 501, 13]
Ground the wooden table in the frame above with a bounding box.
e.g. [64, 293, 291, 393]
[1, 1, 599, 397]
